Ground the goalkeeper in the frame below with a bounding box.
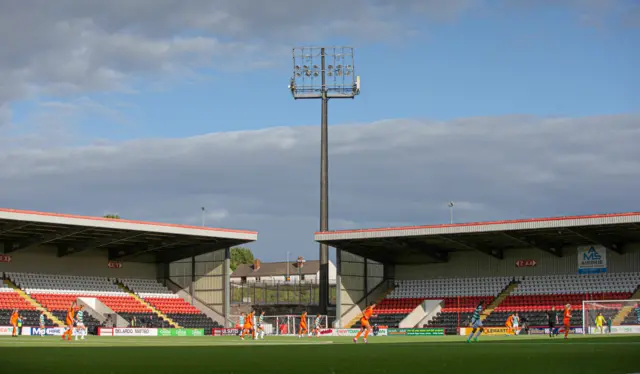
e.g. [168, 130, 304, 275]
[595, 312, 605, 334]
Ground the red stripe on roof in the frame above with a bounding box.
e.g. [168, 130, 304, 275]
[0, 208, 257, 235]
[315, 212, 640, 235]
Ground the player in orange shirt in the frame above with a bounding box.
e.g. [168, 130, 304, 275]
[354, 303, 376, 344]
[298, 311, 308, 338]
[62, 301, 77, 341]
[505, 314, 514, 335]
[241, 311, 255, 340]
[562, 304, 572, 339]
[10, 309, 19, 337]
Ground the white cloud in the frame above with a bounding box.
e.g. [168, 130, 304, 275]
[1, 114, 639, 259]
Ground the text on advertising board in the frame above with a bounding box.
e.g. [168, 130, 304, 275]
[108, 261, 122, 269]
[515, 260, 537, 268]
[0, 254, 11, 263]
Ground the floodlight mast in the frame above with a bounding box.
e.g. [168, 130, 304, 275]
[290, 46, 360, 314]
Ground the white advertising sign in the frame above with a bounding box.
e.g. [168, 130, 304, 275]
[0, 326, 14, 336]
[577, 245, 607, 274]
[112, 328, 157, 336]
[589, 326, 640, 334]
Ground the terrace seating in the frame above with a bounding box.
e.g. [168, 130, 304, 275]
[120, 278, 221, 330]
[0, 283, 55, 327]
[357, 277, 513, 334]
[4, 272, 168, 332]
[485, 273, 640, 328]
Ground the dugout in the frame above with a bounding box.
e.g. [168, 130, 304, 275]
[315, 212, 640, 328]
[0, 208, 257, 327]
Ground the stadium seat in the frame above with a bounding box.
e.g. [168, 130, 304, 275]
[0, 281, 54, 327]
[120, 278, 221, 331]
[485, 273, 640, 328]
[357, 277, 513, 335]
[4, 272, 160, 332]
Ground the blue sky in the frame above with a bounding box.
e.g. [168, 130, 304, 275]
[1, 0, 639, 261]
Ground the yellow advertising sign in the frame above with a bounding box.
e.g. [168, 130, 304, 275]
[460, 327, 511, 336]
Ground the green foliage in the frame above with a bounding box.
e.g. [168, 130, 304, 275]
[103, 214, 120, 219]
[230, 247, 254, 272]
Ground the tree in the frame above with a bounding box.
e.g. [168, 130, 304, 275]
[103, 214, 120, 219]
[230, 247, 255, 272]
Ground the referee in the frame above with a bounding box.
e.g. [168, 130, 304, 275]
[547, 307, 558, 338]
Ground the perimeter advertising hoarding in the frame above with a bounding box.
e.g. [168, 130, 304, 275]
[387, 328, 444, 336]
[459, 327, 510, 336]
[211, 328, 240, 336]
[528, 327, 583, 335]
[588, 326, 640, 334]
[333, 328, 388, 337]
[157, 328, 204, 337]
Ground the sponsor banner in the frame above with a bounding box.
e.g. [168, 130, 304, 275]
[107, 261, 122, 269]
[387, 328, 407, 336]
[317, 328, 333, 336]
[112, 328, 157, 336]
[157, 328, 205, 337]
[97, 328, 113, 336]
[333, 328, 387, 337]
[0, 254, 11, 263]
[529, 327, 583, 335]
[0, 326, 14, 336]
[387, 328, 444, 336]
[588, 326, 640, 334]
[211, 328, 240, 336]
[515, 259, 537, 268]
[577, 245, 607, 274]
[0, 326, 66, 336]
[28, 327, 65, 336]
[460, 327, 510, 336]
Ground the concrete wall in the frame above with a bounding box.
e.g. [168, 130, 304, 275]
[396, 243, 640, 280]
[0, 245, 157, 278]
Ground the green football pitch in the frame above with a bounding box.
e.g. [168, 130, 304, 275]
[1, 334, 639, 374]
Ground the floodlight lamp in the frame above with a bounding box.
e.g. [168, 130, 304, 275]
[295, 65, 300, 70]
[345, 71, 351, 76]
[313, 65, 319, 69]
[305, 70, 311, 76]
[303, 65, 309, 69]
[313, 72, 319, 77]
[296, 72, 301, 77]
[328, 71, 333, 76]
[328, 65, 333, 70]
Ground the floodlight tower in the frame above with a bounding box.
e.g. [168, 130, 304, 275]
[289, 47, 360, 314]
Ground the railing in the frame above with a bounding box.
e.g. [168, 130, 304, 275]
[231, 280, 337, 305]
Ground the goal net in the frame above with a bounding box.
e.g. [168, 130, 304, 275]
[582, 299, 640, 335]
[228, 314, 330, 336]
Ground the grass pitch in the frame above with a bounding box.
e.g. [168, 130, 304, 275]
[1, 334, 639, 374]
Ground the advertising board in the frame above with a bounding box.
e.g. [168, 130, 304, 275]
[0, 326, 14, 336]
[158, 328, 205, 337]
[588, 326, 640, 334]
[28, 327, 65, 336]
[211, 328, 240, 336]
[333, 328, 387, 337]
[112, 328, 157, 337]
[387, 328, 444, 336]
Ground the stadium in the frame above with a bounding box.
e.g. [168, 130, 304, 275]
[1, 207, 639, 373]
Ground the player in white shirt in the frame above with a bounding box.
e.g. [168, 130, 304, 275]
[39, 311, 46, 337]
[512, 313, 520, 335]
[256, 311, 266, 340]
[75, 306, 87, 340]
[313, 314, 322, 337]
